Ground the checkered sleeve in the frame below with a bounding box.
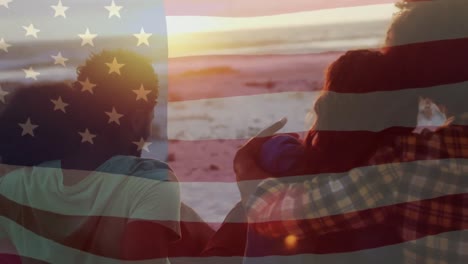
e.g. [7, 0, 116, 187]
[246, 146, 402, 238]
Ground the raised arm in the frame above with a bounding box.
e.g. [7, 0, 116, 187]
[244, 164, 399, 238]
[235, 130, 401, 238]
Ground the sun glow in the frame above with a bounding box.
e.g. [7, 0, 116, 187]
[166, 4, 397, 35]
[284, 235, 299, 249]
[166, 16, 225, 35]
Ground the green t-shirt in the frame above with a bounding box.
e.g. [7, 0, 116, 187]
[0, 156, 180, 264]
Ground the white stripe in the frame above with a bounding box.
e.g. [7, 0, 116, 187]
[180, 182, 241, 223]
[313, 80, 468, 131]
[241, 158, 468, 222]
[0, 163, 238, 223]
[2, 158, 467, 223]
[167, 4, 395, 34]
[167, 4, 395, 57]
[167, 80, 468, 140]
[0, 163, 237, 223]
[0, 165, 180, 221]
[167, 92, 317, 140]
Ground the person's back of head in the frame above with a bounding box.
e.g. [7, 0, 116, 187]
[0, 83, 75, 166]
[313, 49, 417, 132]
[305, 49, 416, 173]
[324, 49, 385, 94]
[71, 49, 159, 156]
[387, 0, 468, 47]
[386, 0, 468, 118]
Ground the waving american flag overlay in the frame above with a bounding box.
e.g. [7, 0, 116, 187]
[0, 0, 172, 263]
[2, 0, 468, 263]
[164, 0, 468, 263]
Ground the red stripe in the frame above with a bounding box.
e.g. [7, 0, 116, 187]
[168, 126, 468, 182]
[381, 37, 468, 93]
[245, 193, 468, 257]
[167, 53, 338, 102]
[165, 0, 395, 17]
[0, 191, 221, 259]
[168, 37, 468, 101]
[1, 193, 466, 258]
[0, 254, 46, 264]
[167, 138, 240, 182]
[0, 194, 178, 260]
[0, 194, 221, 260]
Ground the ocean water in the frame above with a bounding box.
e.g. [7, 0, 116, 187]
[0, 20, 388, 83]
[0, 35, 167, 83]
[168, 20, 389, 57]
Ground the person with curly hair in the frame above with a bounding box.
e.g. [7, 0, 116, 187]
[0, 50, 181, 263]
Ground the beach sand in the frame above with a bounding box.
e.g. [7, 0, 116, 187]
[160, 53, 340, 225]
[1, 52, 339, 226]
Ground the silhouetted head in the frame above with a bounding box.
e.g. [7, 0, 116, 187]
[313, 49, 417, 133]
[305, 49, 417, 172]
[0, 83, 75, 166]
[385, 0, 468, 117]
[72, 49, 159, 156]
[386, 0, 468, 47]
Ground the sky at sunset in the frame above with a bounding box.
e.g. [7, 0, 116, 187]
[1, 1, 397, 41]
[164, 0, 395, 16]
[0, 0, 399, 58]
[166, 4, 397, 35]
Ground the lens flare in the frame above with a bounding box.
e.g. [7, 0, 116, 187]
[284, 235, 298, 249]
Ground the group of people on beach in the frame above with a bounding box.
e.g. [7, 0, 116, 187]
[1, 1, 468, 263]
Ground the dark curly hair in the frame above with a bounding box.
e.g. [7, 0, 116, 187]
[0, 83, 76, 166]
[385, 0, 468, 117]
[71, 49, 159, 138]
[314, 49, 417, 132]
[304, 49, 417, 173]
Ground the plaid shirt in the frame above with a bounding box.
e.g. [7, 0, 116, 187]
[246, 122, 468, 263]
